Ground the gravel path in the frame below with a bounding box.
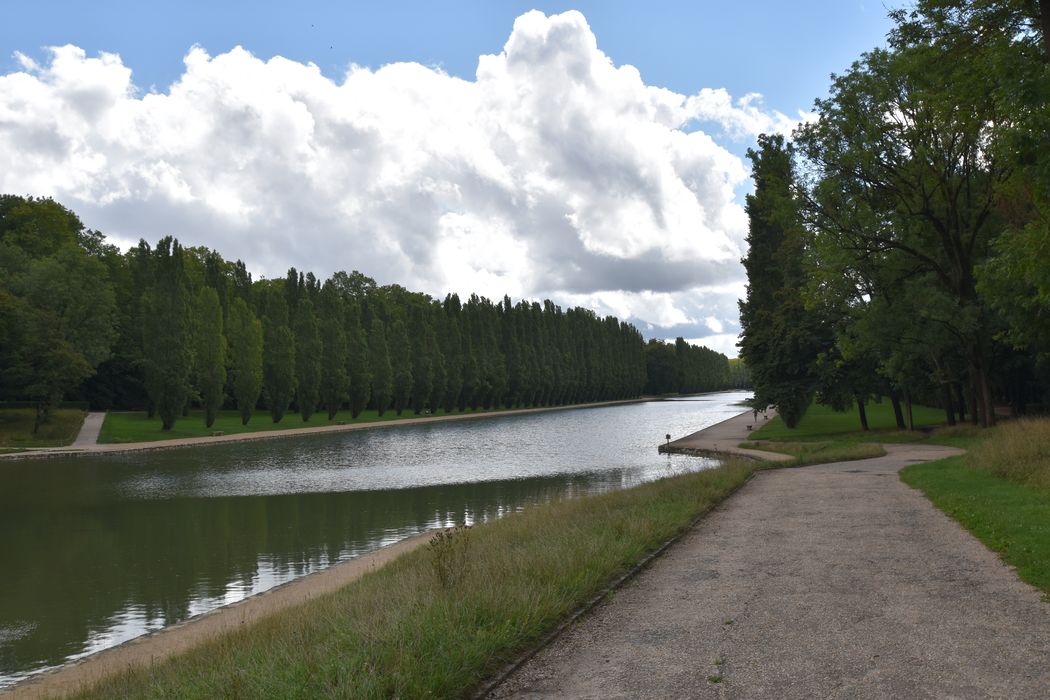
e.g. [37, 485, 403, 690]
[492, 444, 1050, 698]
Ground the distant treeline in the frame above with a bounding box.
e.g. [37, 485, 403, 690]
[0, 195, 743, 430]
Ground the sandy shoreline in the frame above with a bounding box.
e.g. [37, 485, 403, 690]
[2, 532, 434, 699]
[1, 397, 651, 461]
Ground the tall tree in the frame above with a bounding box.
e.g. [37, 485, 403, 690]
[318, 283, 349, 419]
[141, 237, 193, 430]
[369, 318, 393, 416]
[346, 301, 372, 418]
[738, 135, 824, 427]
[226, 297, 263, 425]
[193, 287, 226, 428]
[259, 286, 297, 423]
[293, 297, 322, 421]
[389, 318, 413, 416]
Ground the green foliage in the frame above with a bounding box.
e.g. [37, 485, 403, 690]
[259, 287, 297, 423]
[226, 298, 263, 426]
[346, 302, 372, 418]
[389, 318, 412, 416]
[738, 134, 824, 427]
[317, 283, 350, 419]
[293, 297, 322, 422]
[141, 237, 193, 431]
[369, 318, 393, 417]
[193, 287, 226, 428]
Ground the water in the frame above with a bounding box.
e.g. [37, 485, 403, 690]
[0, 392, 749, 687]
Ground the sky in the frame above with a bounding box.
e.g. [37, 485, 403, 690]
[0, 1, 896, 356]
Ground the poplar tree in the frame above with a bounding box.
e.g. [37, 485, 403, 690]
[346, 302, 372, 418]
[260, 287, 296, 423]
[369, 318, 393, 416]
[141, 237, 193, 430]
[738, 134, 824, 427]
[227, 297, 263, 425]
[293, 297, 322, 421]
[389, 318, 413, 415]
[194, 286, 226, 428]
[318, 283, 349, 419]
[409, 305, 434, 414]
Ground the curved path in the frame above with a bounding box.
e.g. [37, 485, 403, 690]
[492, 443, 1050, 698]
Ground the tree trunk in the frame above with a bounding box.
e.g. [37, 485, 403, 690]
[969, 351, 996, 428]
[856, 396, 869, 431]
[1041, 0, 1050, 62]
[967, 379, 979, 426]
[904, 387, 915, 431]
[888, 385, 906, 430]
[953, 382, 967, 423]
[941, 383, 957, 426]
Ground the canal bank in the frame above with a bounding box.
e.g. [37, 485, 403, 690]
[660, 408, 793, 462]
[1, 392, 751, 689]
[2, 532, 434, 699]
[0, 397, 653, 461]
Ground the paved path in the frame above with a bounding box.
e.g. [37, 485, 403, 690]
[70, 411, 105, 448]
[492, 444, 1050, 698]
[662, 409, 793, 463]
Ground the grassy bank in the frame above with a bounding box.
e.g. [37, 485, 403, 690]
[901, 417, 1050, 596]
[740, 440, 885, 466]
[77, 461, 753, 698]
[0, 408, 85, 449]
[99, 403, 584, 444]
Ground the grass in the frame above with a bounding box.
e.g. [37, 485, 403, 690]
[0, 408, 85, 448]
[748, 400, 946, 444]
[740, 440, 885, 466]
[77, 461, 755, 699]
[901, 455, 1050, 595]
[98, 403, 582, 444]
[961, 418, 1050, 495]
[901, 415, 1050, 596]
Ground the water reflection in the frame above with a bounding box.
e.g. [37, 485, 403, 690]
[0, 392, 748, 687]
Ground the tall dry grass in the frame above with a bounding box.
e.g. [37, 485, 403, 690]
[965, 417, 1050, 494]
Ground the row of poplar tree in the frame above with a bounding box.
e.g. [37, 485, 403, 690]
[739, 0, 1050, 430]
[0, 195, 741, 430]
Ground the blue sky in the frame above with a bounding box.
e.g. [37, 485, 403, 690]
[2, 1, 892, 123]
[0, 2, 897, 355]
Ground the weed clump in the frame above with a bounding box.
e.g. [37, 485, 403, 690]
[428, 525, 473, 589]
[965, 417, 1050, 495]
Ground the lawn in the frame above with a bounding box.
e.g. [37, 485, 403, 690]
[99, 404, 554, 444]
[748, 400, 946, 444]
[901, 454, 1050, 596]
[0, 408, 85, 448]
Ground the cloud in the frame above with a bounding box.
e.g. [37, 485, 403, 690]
[0, 10, 802, 356]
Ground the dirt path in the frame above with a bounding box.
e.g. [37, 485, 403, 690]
[491, 443, 1050, 698]
[4, 532, 432, 699]
[0, 398, 649, 460]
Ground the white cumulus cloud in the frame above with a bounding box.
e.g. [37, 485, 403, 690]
[0, 10, 806, 356]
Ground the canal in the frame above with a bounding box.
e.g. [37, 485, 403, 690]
[0, 391, 748, 687]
